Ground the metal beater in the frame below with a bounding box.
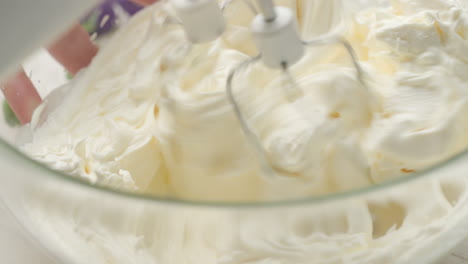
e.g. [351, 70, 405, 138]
[172, 0, 368, 177]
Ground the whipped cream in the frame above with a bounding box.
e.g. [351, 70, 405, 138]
[23, 0, 468, 202]
[18, 0, 468, 264]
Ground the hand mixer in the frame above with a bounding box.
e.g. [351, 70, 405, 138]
[0, 0, 367, 177]
[168, 0, 369, 177]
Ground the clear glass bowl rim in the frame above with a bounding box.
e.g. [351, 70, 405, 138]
[1, 134, 464, 209]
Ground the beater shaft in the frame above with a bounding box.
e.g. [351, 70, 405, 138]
[257, 0, 276, 22]
[172, 0, 225, 43]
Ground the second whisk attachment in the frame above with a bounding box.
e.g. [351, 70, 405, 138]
[226, 0, 369, 177]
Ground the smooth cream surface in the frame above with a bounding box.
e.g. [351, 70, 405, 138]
[22, 0, 468, 202]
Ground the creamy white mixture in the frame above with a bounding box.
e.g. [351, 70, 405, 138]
[23, 0, 468, 202]
[17, 0, 468, 263]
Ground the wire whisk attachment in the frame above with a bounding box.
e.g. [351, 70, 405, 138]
[226, 0, 370, 177]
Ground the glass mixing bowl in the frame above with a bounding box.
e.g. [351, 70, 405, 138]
[2, 1, 468, 264]
[4, 116, 468, 264]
